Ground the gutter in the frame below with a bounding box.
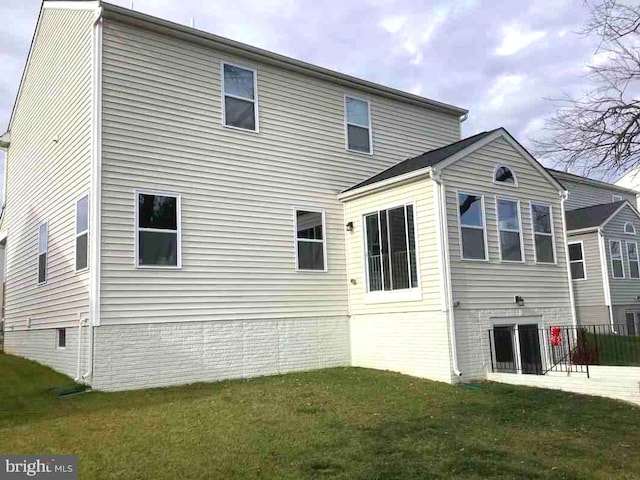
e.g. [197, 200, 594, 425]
[560, 192, 578, 328]
[100, 2, 467, 118]
[432, 169, 462, 378]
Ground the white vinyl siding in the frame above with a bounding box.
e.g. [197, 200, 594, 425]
[2, 8, 94, 331]
[568, 241, 586, 280]
[610, 240, 624, 279]
[441, 136, 571, 310]
[567, 232, 605, 308]
[99, 18, 461, 325]
[556, 175, 636, 209]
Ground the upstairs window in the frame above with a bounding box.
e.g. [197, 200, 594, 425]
[136, 192, 181, 268]
[568, 242, 586, 280]
[222, 63, 257, 131]
[610, 240, 624, 278]
[345, 96, 372, 154]
[494, 165, 517, 186]
[295, 210, 326, 271]
[624, 222, 636, 235]
[38, 222, 48, 284]
[364, 204, 417, 291]
[627, 241, 640, 279]
[458, 193, 487, 260]
[613, 194, 623, 202]
[496, 198, 523, 262]
[531, 202, 555, 264]
[75, 195, 89, 272]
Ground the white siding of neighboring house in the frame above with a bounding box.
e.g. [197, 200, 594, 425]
[2, 8, 95, 378]
[343, 178, 452, 383]
[99, 17, 461, 327]
[602, 206, 640, 314]
[567, 231, 608, 326]
[440, 136, 574, 380]
[558, 176, 636, 210]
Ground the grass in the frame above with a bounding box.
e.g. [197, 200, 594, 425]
[584, 332, 640, 366]
[1, 354, 640, 479]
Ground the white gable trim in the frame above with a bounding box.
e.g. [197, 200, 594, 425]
[338, 167, 433, 201]
[434, 128, 566, 194]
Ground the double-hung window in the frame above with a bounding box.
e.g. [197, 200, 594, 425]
[136, 192, 181, 268]
[345, 96, 372, 154]
[627, 241, 640, 279]
[75, 195, 89, 272]
[38, 222, 48, 284]
[295, 210, 326, 271]
[222, 63, 257, 131]
[458, 193, 487, 260]
[610, 240, 624, 278]
[531, 203, 555, 263]
[364, 204, 418, 291]
[568, 242, 586, 280]
[496, 198, 523, 262]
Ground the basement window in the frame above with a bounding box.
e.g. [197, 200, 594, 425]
[136, 192, 181, 268]
[57, 328, 66, 349]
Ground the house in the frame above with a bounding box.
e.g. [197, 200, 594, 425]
[550, 169, 640, 332]
[0, 1, 575, 391]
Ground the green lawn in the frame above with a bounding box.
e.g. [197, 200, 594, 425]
[1, 354, 640, 479]
[585, 332, 640, 366]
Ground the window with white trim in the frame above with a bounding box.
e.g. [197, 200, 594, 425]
[494, 165, 517, 185]
[610, 239, 624, 278]
[295, 210, 326, 271]
[627, 241, 640, 279]
[345, 96, 372, 154]
[568, 242, 586, 280]
[38, 222, 48, 284]
[613, 194, 623, 202]
[364, 204, 417, 291]
[496, 198, 523, 262]
[531, 203, 555, 263]
[222, 63, 257, 131]
[624, 222, 636, 235]
[75, 195, 89, 272]
[136, 192, 180, 268]
[57, 328, 66, 349]
[458, 193, 486, 260]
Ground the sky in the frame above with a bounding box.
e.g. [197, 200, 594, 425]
[0, 0, 613, 186]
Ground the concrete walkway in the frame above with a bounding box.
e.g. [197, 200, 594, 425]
[487, 366, 640, 405]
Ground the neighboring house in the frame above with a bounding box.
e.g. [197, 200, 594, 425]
[0, 1, 575, 390]
[550, 169, 640, 332]
[616, 169, 640, 209]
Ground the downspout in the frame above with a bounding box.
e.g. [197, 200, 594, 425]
[432, 169, 462, 378]
[83, 5, 103, 382]
[74, 315, 85, 382]
[560, 192, 578, 328]
[597, 228, 615, 329]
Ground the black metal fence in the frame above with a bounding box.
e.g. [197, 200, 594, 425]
[488, 324, 640, 377]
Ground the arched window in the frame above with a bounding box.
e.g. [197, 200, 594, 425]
[624, 222, 636, 235]
[494, 165, 517, 186]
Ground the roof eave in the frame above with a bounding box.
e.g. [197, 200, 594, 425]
[100, 2, 468, 117]
[338, 167, 434, 202]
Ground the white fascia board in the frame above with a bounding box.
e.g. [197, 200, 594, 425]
[337, 167, 433, 202]
[43, 1, 100, 10]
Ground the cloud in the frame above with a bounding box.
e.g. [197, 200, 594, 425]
[495, 24, 547, 56]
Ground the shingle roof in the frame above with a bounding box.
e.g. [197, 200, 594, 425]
[565, 201, 625, 231]
[343, 129, 499, 192]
